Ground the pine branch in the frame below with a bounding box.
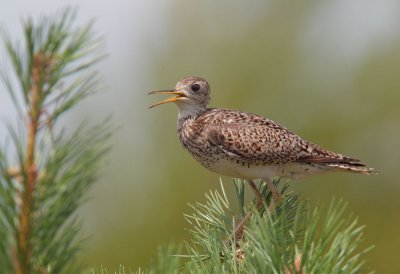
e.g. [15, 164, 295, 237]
[0, 7, 111, 273]
[106, 179, 371, 274]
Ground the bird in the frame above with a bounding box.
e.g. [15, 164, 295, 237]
[148, 76, 376, 208]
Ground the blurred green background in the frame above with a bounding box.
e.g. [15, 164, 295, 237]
[1, 0, 400, 273]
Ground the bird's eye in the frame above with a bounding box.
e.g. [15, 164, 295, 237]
[191, 83, 200, 92]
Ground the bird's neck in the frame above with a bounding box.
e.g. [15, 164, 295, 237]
[177, 103, 207, 120]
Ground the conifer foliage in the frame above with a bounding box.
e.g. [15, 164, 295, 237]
[96, 180, 372, 274]
[132, 180, 372, 274]
[0, 8, 111, 273]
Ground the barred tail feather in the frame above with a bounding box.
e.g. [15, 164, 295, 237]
[326, 163, 378, 175]
[296, 155, 378, 175]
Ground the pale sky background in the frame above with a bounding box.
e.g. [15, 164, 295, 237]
[1, 0, 399, 134]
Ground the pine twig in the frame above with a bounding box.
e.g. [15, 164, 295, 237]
[16, 52, 53, 274]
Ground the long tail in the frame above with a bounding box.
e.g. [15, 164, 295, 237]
[326, 162, 378, 175]
[297, 155, 378, 175]
[296, 154, 378, 175]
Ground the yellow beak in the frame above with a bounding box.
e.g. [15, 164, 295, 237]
[148, 90, 186, 108]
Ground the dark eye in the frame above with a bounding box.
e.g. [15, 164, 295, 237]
[191, 83, 200, 92]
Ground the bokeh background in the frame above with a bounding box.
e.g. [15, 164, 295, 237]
[1, 0, 400, 272]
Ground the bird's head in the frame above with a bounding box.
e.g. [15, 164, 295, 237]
[149, 77, 211, 118]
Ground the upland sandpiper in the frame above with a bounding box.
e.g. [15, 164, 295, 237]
[149, 76, 376, 207]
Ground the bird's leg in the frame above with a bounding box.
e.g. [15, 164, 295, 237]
[248, 180, 264, 211]
[265, 178, 282, 211]
[230, 212, 252, 242]
[228, 180, 263, 242]
[226, 179, 281, 245]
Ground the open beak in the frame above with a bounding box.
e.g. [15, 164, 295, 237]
[148, 89, 186, 108]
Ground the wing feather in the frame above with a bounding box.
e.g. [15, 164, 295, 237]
[202, 109, 349, 165]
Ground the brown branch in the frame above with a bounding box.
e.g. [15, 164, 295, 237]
[14, 52, 51, 274]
